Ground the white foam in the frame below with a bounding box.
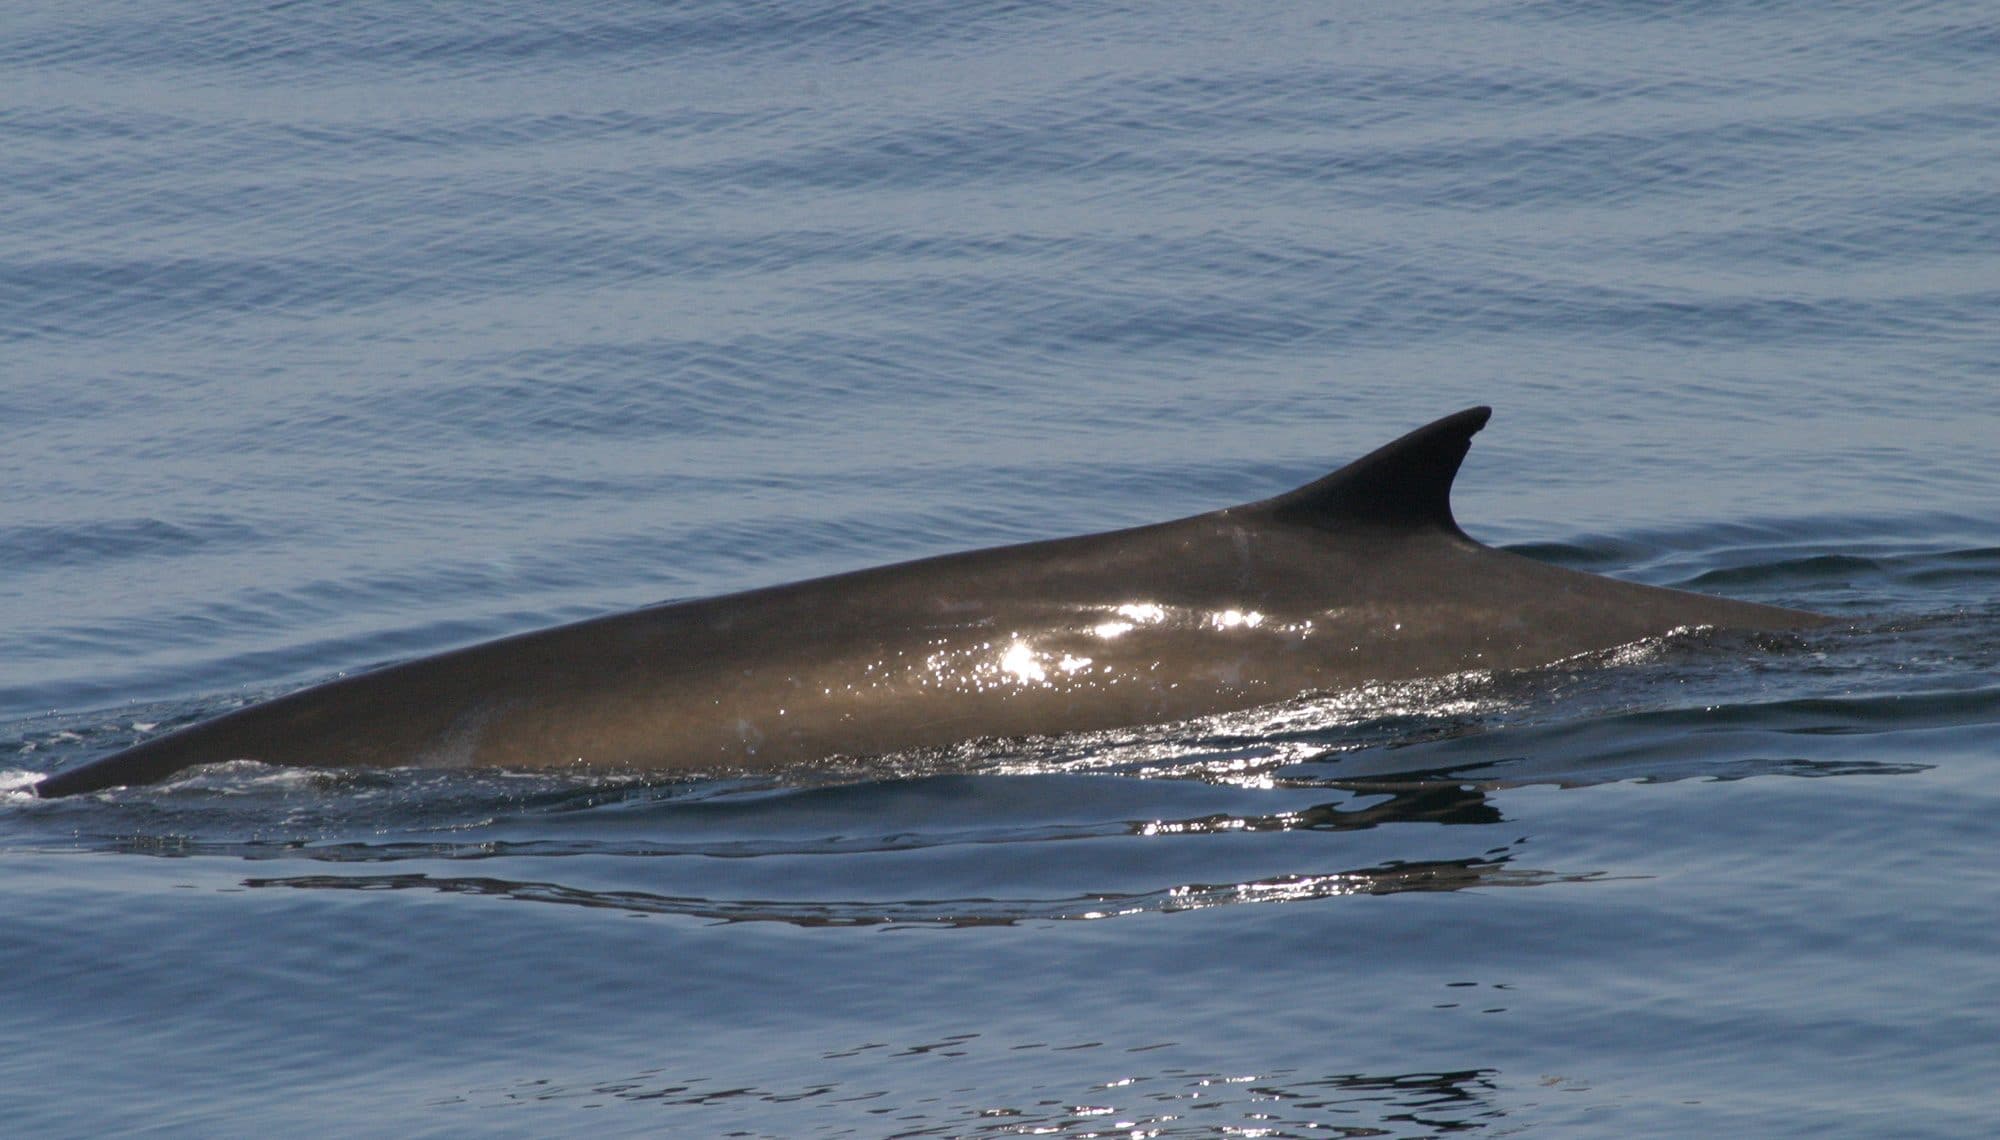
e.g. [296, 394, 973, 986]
[0, 769, 49, 804]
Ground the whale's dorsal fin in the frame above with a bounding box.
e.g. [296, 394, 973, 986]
[1255, 405, 1491, 535]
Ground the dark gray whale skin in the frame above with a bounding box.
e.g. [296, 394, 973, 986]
[34, 407, 1829, 797]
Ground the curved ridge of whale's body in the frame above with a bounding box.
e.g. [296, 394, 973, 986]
[33, 407, 1829, 798]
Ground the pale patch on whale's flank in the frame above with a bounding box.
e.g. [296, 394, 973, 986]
[420, 700, 503, 769]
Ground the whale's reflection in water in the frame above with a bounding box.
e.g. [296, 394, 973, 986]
[243, 852, 1606, 927]
[447, 1054, 1512, 1137]
[237, 783, 1621, 927]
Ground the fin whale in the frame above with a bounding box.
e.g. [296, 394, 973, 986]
[33, 407, 1828, 798]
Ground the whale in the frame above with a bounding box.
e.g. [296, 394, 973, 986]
[33, 406, 1830, 798]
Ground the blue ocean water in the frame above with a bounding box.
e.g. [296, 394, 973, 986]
[3, 2, 1997, 1136]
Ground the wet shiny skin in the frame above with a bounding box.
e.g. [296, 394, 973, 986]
[34, 410, 1826, 796]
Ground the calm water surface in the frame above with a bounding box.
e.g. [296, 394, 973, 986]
[4, 2, 1997, 1136]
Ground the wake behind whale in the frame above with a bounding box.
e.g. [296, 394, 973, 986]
[33, 407, 1829, 798]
